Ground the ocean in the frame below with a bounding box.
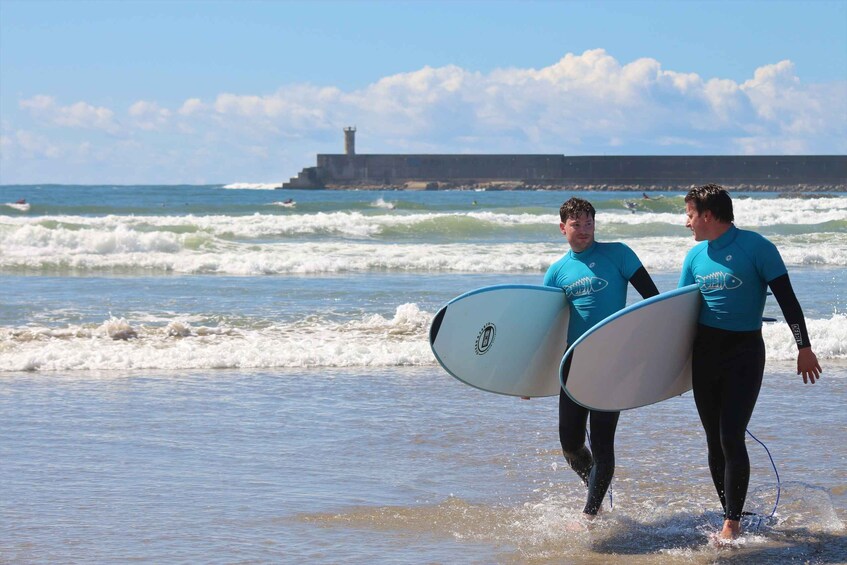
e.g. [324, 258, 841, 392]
[1, 184, 845, 563]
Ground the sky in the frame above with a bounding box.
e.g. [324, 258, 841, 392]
[1, 0, 846, 184]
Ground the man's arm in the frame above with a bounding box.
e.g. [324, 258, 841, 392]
[768, 273, 822, 384]
[629, 266, 660, 300]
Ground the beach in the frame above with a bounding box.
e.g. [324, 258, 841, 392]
[1, 185, 845, 563]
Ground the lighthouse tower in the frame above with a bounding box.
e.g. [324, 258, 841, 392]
[344, 126, 356, 156]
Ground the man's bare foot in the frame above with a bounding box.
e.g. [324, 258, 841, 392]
[720, 519, 741, 539]
[715, 519, 742, 542]
[564, 518, 588, 532]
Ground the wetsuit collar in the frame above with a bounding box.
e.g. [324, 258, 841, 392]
[708, 224, 738, 250]
[571, 240, 597, 258]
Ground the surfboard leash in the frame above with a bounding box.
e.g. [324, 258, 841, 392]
[746, 428, 781, 518]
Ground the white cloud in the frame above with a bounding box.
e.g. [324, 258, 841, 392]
[20, 95, 120, 134]
[742, 60, 802, 121]
[179, 98, 206, 116]
[656, 136, 706, 148]
[6, 129, 62, 158]
[149, 50, 846, 154]
[19, 94, 56, 112]
[7, 49, 846, 182]
[128, 101, 171, 131]
[733, 136, 810, 155]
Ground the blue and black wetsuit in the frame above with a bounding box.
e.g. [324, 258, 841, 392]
[545, 241, 658, 514]
[680, 225, 810, 521]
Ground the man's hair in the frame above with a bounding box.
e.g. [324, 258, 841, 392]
[559, 197, 596, 223]
[684, 184, 734, 223]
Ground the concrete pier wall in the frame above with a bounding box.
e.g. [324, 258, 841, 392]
[283, 154, 847, 189]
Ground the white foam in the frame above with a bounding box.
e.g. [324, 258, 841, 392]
[0, 304, 434, 372]
[733, 196, 847, 226]
[2, 307, 844, 373]
[602, 196, 847, 227]
[221, 183, 281, 190]
[0, 235, 561, 274]
[2, 206, 844, 241]
[371, 197, 396, 210]
[1, 232, 844, 274]
[763, 315, 847, 360]
[1, 204, 845, 274]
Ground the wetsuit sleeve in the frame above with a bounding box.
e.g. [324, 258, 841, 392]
[543, 262, 558, 287]
[768, 273, 811, 349]
[617, 243, 643, 280]
[756, 237, 788, 282]
[679, 250, 695, 288]
[629, 266, 660, 299]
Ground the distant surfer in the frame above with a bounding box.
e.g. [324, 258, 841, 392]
[680, 184, 822, 541]
[624, 201, 638, 213]
[543, 197, 659, 518]
[6, 199, 30, 211]
[642, 192, 650, 199]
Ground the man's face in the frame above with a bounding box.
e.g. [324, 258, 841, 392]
[561, 212, 595, 252]
[685, 201, 709, 241]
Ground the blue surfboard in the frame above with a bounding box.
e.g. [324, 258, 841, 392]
[430, 285, 570, 397]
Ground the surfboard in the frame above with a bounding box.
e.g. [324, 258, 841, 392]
[560, 284, 701, 411]
[430, 285, 569, 397]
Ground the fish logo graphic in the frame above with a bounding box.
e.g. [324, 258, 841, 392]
[695, 271, 743, 291]
[565, 277, 608, 298]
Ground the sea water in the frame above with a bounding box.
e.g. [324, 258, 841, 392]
[1, 185, 845, 563]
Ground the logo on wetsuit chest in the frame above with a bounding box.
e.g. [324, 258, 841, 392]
[475, 323, 496, 355]
[696, 271, 743, 291]
[565, 276, 608, 298]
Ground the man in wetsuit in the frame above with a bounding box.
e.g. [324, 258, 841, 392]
[680, 184, 822, 540]
[544, 197, 659, 517]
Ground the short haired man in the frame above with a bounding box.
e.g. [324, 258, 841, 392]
[680, 184, 821, 540]
[544, 197, 659, 517]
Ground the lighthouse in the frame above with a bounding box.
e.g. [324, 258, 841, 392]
[344, 126, 356, 156]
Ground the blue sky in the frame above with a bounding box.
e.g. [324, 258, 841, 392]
[1, 0, 845, 184]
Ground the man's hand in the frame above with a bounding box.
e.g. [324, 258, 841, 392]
[797, 347, 822, 384]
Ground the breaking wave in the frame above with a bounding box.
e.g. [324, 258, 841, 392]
[1, 306, 844, 372]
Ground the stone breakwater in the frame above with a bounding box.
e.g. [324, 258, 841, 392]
[284, 154, 847, 191]
[316, 180, 845, 192]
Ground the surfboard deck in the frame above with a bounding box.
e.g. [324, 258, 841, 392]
[561, 284, 701, 411]
[430, 284, 569, 397]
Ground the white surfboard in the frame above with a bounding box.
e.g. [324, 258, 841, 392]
[560, 284, 701, 411]
[430, 285, 570, 397]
